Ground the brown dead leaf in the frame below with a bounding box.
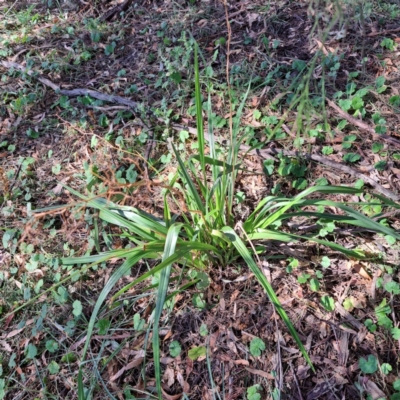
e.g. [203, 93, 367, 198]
[186, 357, 193, 377]
[161, 388, 182, 400]
[52, 183, 63, 194]
[27, 269, 44, 277]
[163, 329, 173, 341]
[347, 260, 371, 280]
[217, 353, 231, 362]
[32, 113, 46, 123]
[160, 357, 175, 365]
[3, 309, 15, 330]
[223, 111, 236, 119]
[209, 331, 219, 349]
[197, 19, 207, 28]
[247, 119, 263, 128]
[296, 365, 311, 380]
[110, 357, 144, 382]
[13, 254, 26, 267]
[227, 340, 237, 354]
[0, 340, 12, 352]
[245, 367, 274, 380]
[247, 13, 259, 26]
[233, 359, 249, 366]
[163, 366, 175, 387]
[362, 379, 386, 400]
[227, 49, 242, 55]
[306, 376, 339, 399]
[176, 371, 190, 393]
[107, 359, 119, 383]
[314, 39, 329, 55]
[230, 290, 240, 302]
[351, 294, 367, 309]
[392, 167, 400, 175]
[319, 322, 327, 338]
[1, 319, 34, 339]
[382, 58, 397, 75]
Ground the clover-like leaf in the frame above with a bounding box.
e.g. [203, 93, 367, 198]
[170, 71, 182, 84]
[374, 161, 387, 171]
[354, 179, 364, 189]
[96, 318, 111, 335]
[359, 355, 378, 374]
[188, 346, 206, 360]
[320, 295, 335, 312]
[192, 293, 206, 309]
[384, 281, 400, 295]
[364, 319, 377, 333]
[199, 324, 208, 337]
[48, 361, 60, 374]
[320, 256, 331, 269]
[375, 124, 387, 134]
[343, 297, 353, 311]
[322, 146, 334, 155]
[26, 344, 37, 359]
[309, 278, 320, 292]
[297, 273, 310, 284]
[169, 340, 181, 358]
[247, 385, 261, 400]
[389, 95, 400, 107]
[72, 300, 82, 317]
[61, 352, 77, 363]
[253, 109, 262, 120]
[391, 327, 400, 340]
[343, 153, 361, 163]
[339, 99, 352, 111]
[351, 96, 364, 110]
[133, 313, 145, 331]
[45, 340, 59, 353]
[372, 143, 384, 153]
[250, 337, 266, 357]
[381, 363, 392, 375]
[375, 76, 385, 88]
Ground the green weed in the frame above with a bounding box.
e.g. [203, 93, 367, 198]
[3, 2, 400, 397]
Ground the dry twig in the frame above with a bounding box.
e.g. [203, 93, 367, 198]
[326, 99, 400, 147]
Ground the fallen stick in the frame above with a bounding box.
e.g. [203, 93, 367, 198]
[366, 27, 400, 37]
[262, 148, 399, 201]
[0, 60, 140, 111]
[326, 98, 400, 147]
[100, 0, 133, 21]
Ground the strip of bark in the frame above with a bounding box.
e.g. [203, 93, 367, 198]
[326, 98, 400, 147]
[100, 0, 133, 22]
[261, 147, 399, 201]
[1, 60, 139, 112]
[366, 27, 400, 37]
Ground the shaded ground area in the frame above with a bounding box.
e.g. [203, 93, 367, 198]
[1, 0, 400, 399]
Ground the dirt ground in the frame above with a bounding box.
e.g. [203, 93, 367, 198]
[1, 0, 400, 399]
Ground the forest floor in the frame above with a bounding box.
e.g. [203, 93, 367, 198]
[1, 0, 400, 399]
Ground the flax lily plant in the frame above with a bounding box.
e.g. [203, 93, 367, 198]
[54, 46, 400, 399]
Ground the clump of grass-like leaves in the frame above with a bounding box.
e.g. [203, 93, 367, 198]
[40, 46, 400, 399]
